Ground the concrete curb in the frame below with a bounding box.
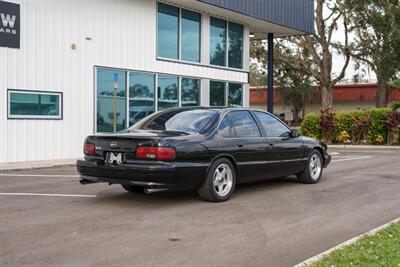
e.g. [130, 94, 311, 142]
[328, 144, 400, 150]
[0, 159, 78, 171]
[294, 217, 400, 267]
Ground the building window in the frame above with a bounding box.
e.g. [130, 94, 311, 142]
[228, 22, 243, 69]
[157, 3, 179, 59]
[181, 10, 201, 62]
[8, 90, 62, 119]
[96, 68, 206, 132]
[228, 83, 243, 107]
[181, 78, 200, 106]
[157, 3, 201, 62]
[210, 81, 243, 107]
[210, 17, 226, 67]
[96, 69, 127, 132]
[210, 81, 226, 106]
[158, 75, 179, 110]
[129, 72, 155, 126]
[210, 17, 243, 69]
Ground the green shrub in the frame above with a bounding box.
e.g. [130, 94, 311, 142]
[300, 108, 393, 144]
[335, 111, 362, 143]
[366, 108, 390, 143]
[391, 101, 400, 111]
[300, 113, 321, 140]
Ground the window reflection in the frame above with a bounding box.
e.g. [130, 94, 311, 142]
[129, 72, 155, 126]
[132, 109, 216, 134]
[230, 111, 260, 137]
[182, 10, 201, 62]
[96, 69, 126, 132]
[228, 22, 243, 69]
[254, 111, 290, 137]
[181, 78, 200, 106]
[210, 17, 226, 66]
[218, 114, 233, 138]
[210, 81, 225, 106]
[157, 3, 179, 59]
[9, 91, 60, 117]
[158, 75, 178, 110]
[228, 83, 242, 107]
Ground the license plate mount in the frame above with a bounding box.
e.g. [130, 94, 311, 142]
[106, 152, 126, 166]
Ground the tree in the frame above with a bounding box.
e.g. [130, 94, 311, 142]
[392, 80, 400, 90]
[250, 42, 315, 122]
[249, 64, 266, 87]
[346, 0, 400, 107]
[250, 0, 352, 110]
[276, 71, 315, 124]
[274, 45, 316, 123]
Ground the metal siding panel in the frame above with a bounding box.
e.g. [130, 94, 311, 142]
[198, 0, 314, 33]
[0, 0, 248, 163]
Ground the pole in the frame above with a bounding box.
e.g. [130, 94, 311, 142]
[267, 33, 274, 114]
[113, 73, 118, 132]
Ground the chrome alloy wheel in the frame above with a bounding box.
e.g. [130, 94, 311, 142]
[213, 163, 233, 197]
[309, 154, 322, 180]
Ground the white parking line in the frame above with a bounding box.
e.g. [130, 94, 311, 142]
[0, 174, 79, 177]
[0, 193, 96, 198]
[331, 156, 371, 163]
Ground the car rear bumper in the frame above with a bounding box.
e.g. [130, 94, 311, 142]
[76, 159, 208, 189]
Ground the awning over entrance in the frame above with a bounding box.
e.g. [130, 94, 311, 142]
[161, 0, 315, 113]
[166, 0, 314, 37]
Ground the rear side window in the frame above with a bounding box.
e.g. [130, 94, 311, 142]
[218, 114, 233, 138]
[230, 111, 261, 137]
[254, 111, 290, 137]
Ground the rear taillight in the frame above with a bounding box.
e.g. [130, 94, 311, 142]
[136, 146, 176, 160]
[84, 143, 96, 155]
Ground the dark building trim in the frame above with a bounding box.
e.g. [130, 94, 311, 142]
[197, 0, 314, 34]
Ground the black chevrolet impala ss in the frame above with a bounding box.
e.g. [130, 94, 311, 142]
[77, 108, 331, 202]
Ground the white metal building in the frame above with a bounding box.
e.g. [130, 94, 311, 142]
[0, 0, 313, 163]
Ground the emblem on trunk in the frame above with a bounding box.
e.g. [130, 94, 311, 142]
[110, 141, 118, 148]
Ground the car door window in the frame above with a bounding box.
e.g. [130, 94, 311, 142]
[218, 113, 233, 138]
[254, 111, 290, 137]
[230, 111, 261, 137]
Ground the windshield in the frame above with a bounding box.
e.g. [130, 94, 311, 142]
[129, 109, 218, 134]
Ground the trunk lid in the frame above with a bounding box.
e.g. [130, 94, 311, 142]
[85, 130, 187, 157]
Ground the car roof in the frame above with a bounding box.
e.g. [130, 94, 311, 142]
[162, 107, 275, 117]
[161, 106, 267, 113]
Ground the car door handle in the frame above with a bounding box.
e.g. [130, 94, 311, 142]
[237, 144, 243, 148]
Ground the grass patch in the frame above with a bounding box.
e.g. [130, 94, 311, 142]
[310, 221, 400, 267]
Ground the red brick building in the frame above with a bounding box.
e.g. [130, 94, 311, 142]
[250, 83, 400, 119]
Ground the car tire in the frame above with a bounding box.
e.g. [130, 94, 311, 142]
[297, 149, 323, 184]
[197, 158, 236, 202]
[121, 184, 145, 194]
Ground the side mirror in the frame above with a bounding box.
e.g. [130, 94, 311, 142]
[290, 129, 301, 138]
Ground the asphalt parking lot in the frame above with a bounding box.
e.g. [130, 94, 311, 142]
[1, 148, 399, 267]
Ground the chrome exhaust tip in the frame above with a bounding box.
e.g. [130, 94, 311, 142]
[79, 179, 97, 185]
[144, 188, 168, 194]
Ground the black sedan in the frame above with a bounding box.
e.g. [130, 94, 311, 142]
[77, 108, 331, 202]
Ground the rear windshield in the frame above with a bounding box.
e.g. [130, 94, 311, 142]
[130, 109, 218, 134]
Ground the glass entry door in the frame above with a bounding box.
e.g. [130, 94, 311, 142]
[96, 69, 126, 132]
[128, 72, 155, 126]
